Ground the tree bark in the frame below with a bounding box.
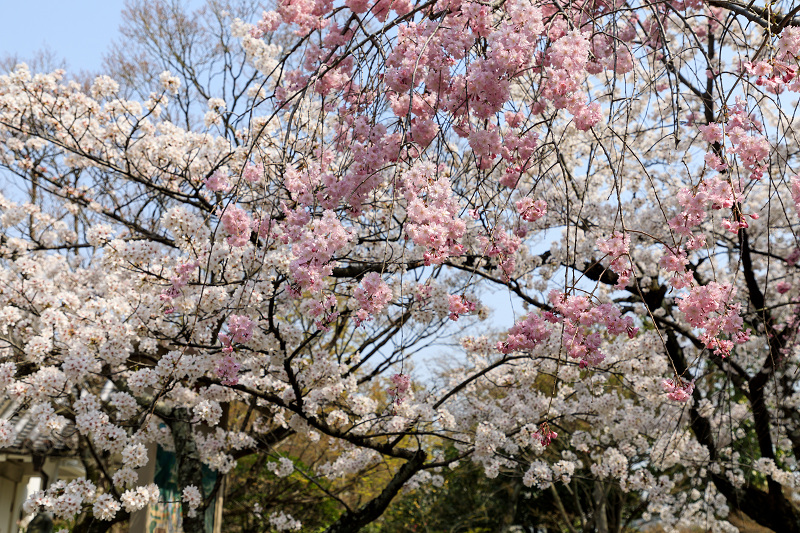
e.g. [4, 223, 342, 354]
[665, 328, 800, 533]
[592, 481, 609, 533]
[323, 450, 426, 533]
[171, 409, 208, 533]
[72, 513, 130, 533]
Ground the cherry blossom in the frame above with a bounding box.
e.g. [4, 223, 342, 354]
[1, 0, 800, 530]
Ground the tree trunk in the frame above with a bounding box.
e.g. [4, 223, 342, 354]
[592, 481, 608, 533]
[495, 480, 521, 533]
[72, 513, 130, 533]
[324, 450, 426, 533]
[171, 409, 207, 533]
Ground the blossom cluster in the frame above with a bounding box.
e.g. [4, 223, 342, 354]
[499, 291, 638, 369]
[0, 0, 799, 530]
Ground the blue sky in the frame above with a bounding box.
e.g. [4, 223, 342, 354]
[0, 1, 125, 72]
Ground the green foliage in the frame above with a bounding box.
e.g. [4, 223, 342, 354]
[223, 453, 341, 532]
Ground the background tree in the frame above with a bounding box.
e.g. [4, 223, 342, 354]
[104, 0, 270, 131]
